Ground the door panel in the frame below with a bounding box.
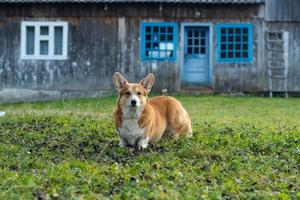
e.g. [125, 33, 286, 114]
[182, 27, 209, 86]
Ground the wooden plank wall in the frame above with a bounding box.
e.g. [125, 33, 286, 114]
[0, 3, 266, 101]
[266, 23, 300, 92]
[266, 0, 300, 22]
[214, 19, 266, 92]
[265, 0, 300, 92]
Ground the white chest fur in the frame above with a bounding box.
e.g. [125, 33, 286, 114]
[118, 118, 145, 146]
[118, 107, 145, 146]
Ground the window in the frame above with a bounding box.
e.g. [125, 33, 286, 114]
[186, 28, 207, 56]
[21, 21, 68, 60]
[140, 22, 177, 61]
[216, 24, 253, 63]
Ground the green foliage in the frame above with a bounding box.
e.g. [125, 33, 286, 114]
[0, 96, 299, 199]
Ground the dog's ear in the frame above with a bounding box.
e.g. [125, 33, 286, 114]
[113, 72, 128, 91]
[139, 73, 155, 94]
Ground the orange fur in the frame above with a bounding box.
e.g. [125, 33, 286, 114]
[113, 72, 192, 149]
[138, 96, 192, 142]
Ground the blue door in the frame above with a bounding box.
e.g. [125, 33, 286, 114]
[182, 27, 210, 86]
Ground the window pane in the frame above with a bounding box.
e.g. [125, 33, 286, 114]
[160, 27, 166, 33]
[166, 43, 174, 50]
[160, 34, 166, 41]
[221, 36, 226, 43]
[54, 26, 63, 55]
[243, 51, 248, 58]
[201, 31, 205, 38]
[160, 51, 166, 58]
[194, 39, 199, 45]
[221, 52, 226, 58]
[146, 34, 151, 41]
[153, 34, 159, 42]
[40, 40, 49, 55]
[146, 42, 151, 49]
[146, 26, 151, 33]
[167, 35, 173, 41]
[153, 26, 159, 33]
[167, 27, 173, 33]
[221, 44, 226, 50]
[201, 47, 206, 54]
[150, 51, 159, 58]
[201, 39, 205, 46]
[221, 28, 226, 34]
[228, 28, 234, 34]
[40, 26, 49, 35]
[26, 26, 35, 55]
[159, 43, 167, 50]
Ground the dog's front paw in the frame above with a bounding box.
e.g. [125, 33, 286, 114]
[119, 138, 128, 148]
[137, 137, 149, 150]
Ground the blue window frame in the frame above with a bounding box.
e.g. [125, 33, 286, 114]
[140, 22, 177, 61]
[216, 24, 253, 63]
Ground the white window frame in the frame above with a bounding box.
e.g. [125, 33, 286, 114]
[21, 21, 68, 60]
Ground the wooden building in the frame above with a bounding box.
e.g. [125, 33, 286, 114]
[0, 0, 299, 101]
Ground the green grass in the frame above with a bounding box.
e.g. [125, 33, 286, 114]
[0, 95, 299, 199]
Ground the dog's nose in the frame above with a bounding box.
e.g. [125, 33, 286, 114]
[131, 99, 137, 106]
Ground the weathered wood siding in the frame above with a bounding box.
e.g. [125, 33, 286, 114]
[0, 3, 265, 101]
[213, 17, 266, 92]
[265, 23, 300, 92]
[265, 0, 300, 92]
[266, 0, 300, 22]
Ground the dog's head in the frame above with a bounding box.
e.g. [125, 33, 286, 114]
[113, 72, 155, 109]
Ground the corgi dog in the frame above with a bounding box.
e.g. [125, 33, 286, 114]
[113, 72, 192, 150]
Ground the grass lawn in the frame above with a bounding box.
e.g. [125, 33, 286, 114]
[0, 95, 299, 199]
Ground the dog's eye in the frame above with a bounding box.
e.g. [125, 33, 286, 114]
[137, 91, 141, 95]
[126, 91, 131, 95]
